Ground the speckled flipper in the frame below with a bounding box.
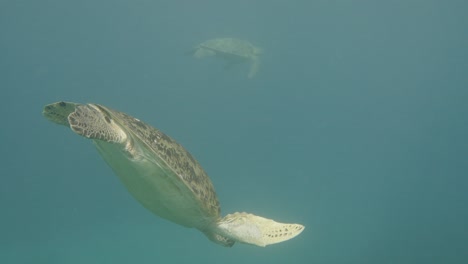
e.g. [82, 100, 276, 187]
[68, 104, 127, 144]
[216, 212, 304, 247]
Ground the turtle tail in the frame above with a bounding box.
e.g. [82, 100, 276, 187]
[200, 229, 235, 247]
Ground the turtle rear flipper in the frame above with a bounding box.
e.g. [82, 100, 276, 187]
[68, 104, 127, 144]
[216, 212, 304, 247]
[248, 57, 260, 78]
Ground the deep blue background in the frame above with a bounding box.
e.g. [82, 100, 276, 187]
[1, 0, 467, 263]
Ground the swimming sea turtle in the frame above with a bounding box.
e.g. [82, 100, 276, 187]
[43, 101, 304, 247]
[191, 38, 262, 78]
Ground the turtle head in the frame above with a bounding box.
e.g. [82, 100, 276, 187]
[253, 46, 263, 55]
[44, 102, 128, 144]
[43, 101, 81, 126]
[66, 104, 128, 144]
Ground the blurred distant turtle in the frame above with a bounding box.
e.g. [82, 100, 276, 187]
[43, 101, 304, 247]
[191, 37, 262, 78]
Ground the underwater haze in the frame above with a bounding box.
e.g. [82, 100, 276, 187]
[1, 0, 468, 263]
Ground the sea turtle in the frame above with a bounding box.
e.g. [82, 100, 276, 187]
[43, 101, 304, 247]
[190, 38, 262, 78]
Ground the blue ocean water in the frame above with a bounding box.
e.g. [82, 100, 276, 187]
[1, 0, 467, 263]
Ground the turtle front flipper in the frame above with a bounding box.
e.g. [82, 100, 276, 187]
[216, 212, 304, 247]
[68, 104, 127, 144]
